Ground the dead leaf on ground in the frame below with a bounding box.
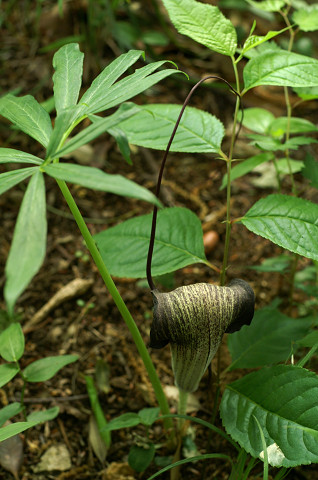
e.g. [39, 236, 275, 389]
[0, 422, 23, 480]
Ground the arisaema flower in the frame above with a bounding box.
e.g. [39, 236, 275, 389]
[149, 279, 255, 393]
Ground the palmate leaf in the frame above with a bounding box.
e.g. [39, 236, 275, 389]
[161, 0, 237, 56]
[4, 170, 47, 315]
[0, 94, 52, 147]
[243, 50, 318, 92]
[43, 163, 161, 206]
[227, 307, 311, 370]
[52, 43, 84, 116]
[94, 207, 208, 278]
[241, 194, 318, 261]
[220, 365, 318, 467]
[116, 104, 224, 153]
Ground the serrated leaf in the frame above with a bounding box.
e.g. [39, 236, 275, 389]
[116, 104, 224, 153]
[162, 0, 237, 56]
[0, 167, 37, 196]
[220, 152, 273, 190]
[301, 154, 318, 189]
[43, 163, 161, 206]
[0, 323, 24, 362]
[245, 0, 286, 11]
[0, 148, 42, 165]
[292, 6, 318, 32]
[23, 355, 78, 382]
[4, 170, 47, 316]
[243, 51, 318, 92]
[53, 43, 84, 115]
[240, 26, 289, 59]
[0, 404, 22, 428]
[0, 364, 20, 388]
[241, 194, 318, 261]
[94, 207, 208, 278]
[0, 94, 52, 147]
[220, 365, 318, 467]
[227, 308, 311, 370]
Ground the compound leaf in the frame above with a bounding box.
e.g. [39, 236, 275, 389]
[0, 167, 37, 196]
[0, 148, 42, 165]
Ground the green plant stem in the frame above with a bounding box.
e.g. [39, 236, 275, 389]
[219, 58, 241, 287]
[177, 389, 188, 429]
[56, 178, 173, 432]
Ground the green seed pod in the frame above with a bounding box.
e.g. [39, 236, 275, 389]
[149, 279, 254, 393]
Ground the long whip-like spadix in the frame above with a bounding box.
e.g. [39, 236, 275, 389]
[146, 75, 242, 291]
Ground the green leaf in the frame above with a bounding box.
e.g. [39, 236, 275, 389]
[0, 407, 59, 442]
[241, 194, 318, 261]
[27, 406, 59, 423]
[82, 61, 182, 115]
[0, 167, 37, 196]
[23, 354, 78, 382]
[239, 25, 290, 59]
[0, 403, 22, 428]
[4, 170, 47, 315]
[0, 94, 52, 147]
[79, 50, 144, 113]
[0, 148, 42, 165]
[249, 254, 291, 273]
[240, 107, 275, 134]
[128, 443, 155, 472]
[268, 117, 318, 137]
[275, 158, 304, 175]
[52, 43, 84, 115]
[0, 364, 20, 388]
[220, 152, 273, 190]
[301, 154, 318, 189]
[0, 421, 38, 443]
[292, 5, 318, 32]
[161, 0, 237, 56]
[43, 163, 161, 206]
[243, 51, 318, 92]
[108, 127, 132, 164]
[0, 323, 25, 362]
[94, 207, 208, 278]
[245, 0, 286, 11]
[55, 103, 140, 158]
[102, 413, 141, 431]
[138, 407, 160, 426]
[227, 308, 311, 370]
[220, 365, 318, 467]
[293, 86, 318, 100]
[45, 104, 83, 159]
[116, 104, 224, 153]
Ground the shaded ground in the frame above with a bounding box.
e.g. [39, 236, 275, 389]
[1, 1, 318, 479]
